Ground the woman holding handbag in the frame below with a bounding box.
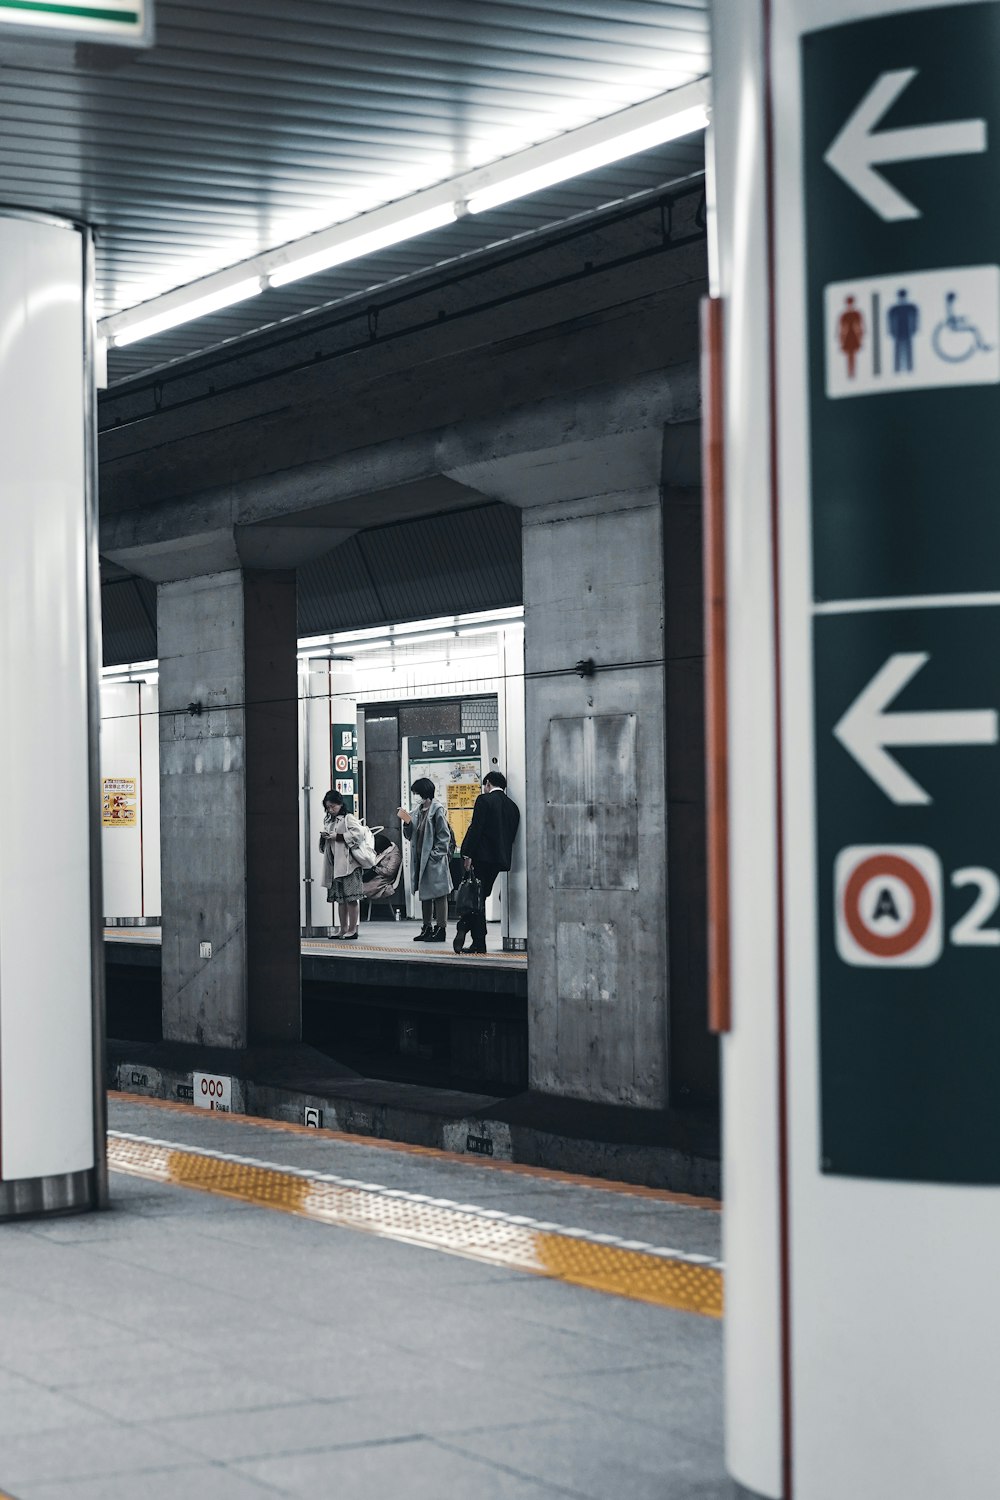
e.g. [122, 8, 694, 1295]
[397, 777, 453, 943]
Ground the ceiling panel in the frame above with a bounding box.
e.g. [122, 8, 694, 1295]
[297, 503, 523, 639]
[0, 0, 708, 377]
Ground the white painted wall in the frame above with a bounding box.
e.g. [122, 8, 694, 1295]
[100, 681, 160, 921]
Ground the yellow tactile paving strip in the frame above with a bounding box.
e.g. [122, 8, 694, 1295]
[108, 1132, 723, 1319]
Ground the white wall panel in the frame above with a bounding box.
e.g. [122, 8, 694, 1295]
[0, 216, 94, 1180]
[100, 683, 142, 919]
[138, 682, 161, 916]
[497, 623, 527, 945]
[300, 661, 335, 930]
[100, 679, 160, 921]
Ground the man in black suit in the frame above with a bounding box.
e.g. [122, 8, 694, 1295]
[455, 771, 520, 954]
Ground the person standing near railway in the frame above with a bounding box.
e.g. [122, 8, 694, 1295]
[456, 771, 520, 954]
[398, 777, 452, 943]
[319, 788, 364, 940]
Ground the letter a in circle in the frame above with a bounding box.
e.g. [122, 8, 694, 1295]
[871, 886, 900, 922]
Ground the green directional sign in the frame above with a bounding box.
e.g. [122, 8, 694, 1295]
[0, 0, 151, 45]
[804, 3, 1000, 1183]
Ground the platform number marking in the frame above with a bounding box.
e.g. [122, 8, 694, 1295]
[835, 845, 1000, 967]
[193, 1072, 232, 1112]
[836, 845, 942, 966]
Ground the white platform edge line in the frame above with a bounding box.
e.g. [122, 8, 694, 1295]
[107, 1130, 724, 1270]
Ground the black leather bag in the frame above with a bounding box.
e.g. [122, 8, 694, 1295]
[455, 875, 483, 916]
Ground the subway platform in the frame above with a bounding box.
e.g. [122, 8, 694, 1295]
[0, 1096, 725, 1499]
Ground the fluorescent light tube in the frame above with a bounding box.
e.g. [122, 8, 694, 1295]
[267, 202, 457, 289]
[110, 277, 263, 347]
[385, 634, 460, 649]
[467, 103, 709, 214]
[97, 82, 707, 349]
[392, 616, 457, 635]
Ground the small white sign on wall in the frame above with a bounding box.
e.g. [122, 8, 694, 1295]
[0, 0, 153, 46]
[193, 1072, 232, 1112]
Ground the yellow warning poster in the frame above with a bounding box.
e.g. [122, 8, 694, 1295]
[446, 782, 479, 845]
[102, 777, 137, 827]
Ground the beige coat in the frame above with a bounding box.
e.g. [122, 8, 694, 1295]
[320, 811, 363, 891]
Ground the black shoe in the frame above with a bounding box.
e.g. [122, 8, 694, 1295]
[452, 930, 468, 953]
[413, 924, 433, 942]
[427, 926, 446, 943]
[466, 944, 487, 955]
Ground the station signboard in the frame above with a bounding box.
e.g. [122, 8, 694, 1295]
[802, 2, 1000, 1183]
[0, 0, 153, 45]
[332, 724, 358, 812]
[408, 734, 481, 760]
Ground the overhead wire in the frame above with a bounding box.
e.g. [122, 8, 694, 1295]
[97, 651, 674, 724]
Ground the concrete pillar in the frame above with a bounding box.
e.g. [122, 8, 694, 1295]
[523, 492, 667, 1106]
[158, 569, 300, 1047]
[0, 211, 105, 1218]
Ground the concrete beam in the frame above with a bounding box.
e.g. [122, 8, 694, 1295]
[99, 367, 697, 576]
[98, 263, 705, 519]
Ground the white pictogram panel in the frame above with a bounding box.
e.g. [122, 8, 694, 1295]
[826, 266, 1000, 398]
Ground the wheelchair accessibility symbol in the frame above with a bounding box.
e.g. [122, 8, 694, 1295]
[932, 290, 994, 363]
[835, 845, 943, 967]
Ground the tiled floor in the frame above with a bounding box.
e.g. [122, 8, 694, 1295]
[0, 1100, 728, 1499]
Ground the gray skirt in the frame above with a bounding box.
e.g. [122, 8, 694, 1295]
[328, 868, 363, 901]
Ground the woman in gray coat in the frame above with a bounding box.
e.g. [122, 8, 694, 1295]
[397, 777, 452, 943]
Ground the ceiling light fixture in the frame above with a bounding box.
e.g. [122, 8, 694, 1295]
[107, 276, 263, 347]
[97, 79, 707, 349]
[466, 98, 710, 214]
[267, 201, 458, 289]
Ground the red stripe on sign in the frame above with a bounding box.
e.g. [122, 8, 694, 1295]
[701, 294, 732, 1035]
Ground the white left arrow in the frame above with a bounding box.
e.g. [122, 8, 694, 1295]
[824, 69, 987, 221]
[833, 652, 998, 805]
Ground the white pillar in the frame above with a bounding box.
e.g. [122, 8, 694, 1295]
[0, 212, 105, 1218]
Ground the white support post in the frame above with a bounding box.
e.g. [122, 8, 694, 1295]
[0, 211, 105, 1218]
